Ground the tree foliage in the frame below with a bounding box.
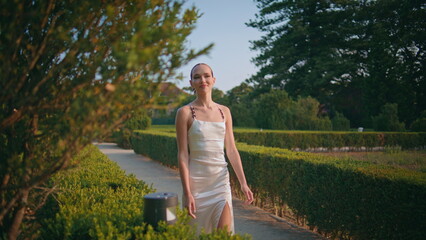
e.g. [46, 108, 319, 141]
[410, 111, 426, 132]
[225, 83, 256, 127]
[0, 0, 210, 238]
[372, 103, 405, 131]
[247, 0, 425, 127]
[254, 89, 331, 130]
[332, 112, 351, 131]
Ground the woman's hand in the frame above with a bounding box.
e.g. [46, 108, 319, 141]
[241, 184, 254, 205]
[185, 193, 197, 219]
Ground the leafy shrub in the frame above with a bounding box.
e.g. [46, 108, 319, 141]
[372, 103, 405, 131]
[132, 130, 426, 240]
[115, 110, 151, 149]
[332, 112, 350, 131]
[294, 96, 332, 131]
[233, 130, 425, 150]
[254, 90, 331, 130]
[37, 145, 154, 239]
[125, 110, 152, 130]
[37, 145, 248, 239]
[149, 126, 426, 150]
[229, 103, 256, 127]
[254, 89, 293, 129]
[383, 145, 402, 154]
[410, 111, 426, 132]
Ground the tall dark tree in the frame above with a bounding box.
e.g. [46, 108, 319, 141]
[247, 0, 425, 127]
[0, 0, 210, 238]
[357, 0, 426, 125]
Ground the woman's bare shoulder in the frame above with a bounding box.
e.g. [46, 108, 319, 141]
[176, 105, 192, 120]
[216, 104, 231, 114]
[177, 104, 191, 113]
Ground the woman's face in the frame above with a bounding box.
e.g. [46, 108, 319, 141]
[190, 64, 216, 93]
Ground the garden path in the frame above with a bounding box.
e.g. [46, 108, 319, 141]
[96, 143, 324, 240]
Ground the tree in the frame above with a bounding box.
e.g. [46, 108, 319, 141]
[254, 89, 295, 129]
[332, 112, 351, 131]
[225, 83, 256, 127]
[0, 0, 211, 238]
[372, 103, 405, 131]
[253, 89, 331, 130]
[247, 0, 425, 127]
[410, 111, 426, 132]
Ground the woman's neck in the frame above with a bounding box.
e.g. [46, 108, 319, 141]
[193, 94, 215, 108]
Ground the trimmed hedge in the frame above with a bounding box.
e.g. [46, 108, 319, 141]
[146, 125, 426, 151]
[232, 130, 426, 151]
[37, 145, 249, 239]
[114, 111, 152, 149]
[132, 130, 426, 240]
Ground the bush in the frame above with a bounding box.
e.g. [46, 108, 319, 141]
[254, 89, 293, 129]
[115, 110, 151, 149]
[131, 130, 426, 240]
[410, 111, 426, 132]
[294, 96, 332, 131]
[332, 112, 350, 131]
[232, 130, 426, 151]
[229, 103, 256, 127]
[254, 90, 331, 130]
[232, 143, 426, 240]
[37, 145, 154, 239]
[148, 126, 426, 150]
[372, 103, 405, 131]
[37, 145, 248, 239]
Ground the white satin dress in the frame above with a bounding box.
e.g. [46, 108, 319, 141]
[185, 105, 234, 234]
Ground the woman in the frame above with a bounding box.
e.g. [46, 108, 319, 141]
[175, 63, 253, 234]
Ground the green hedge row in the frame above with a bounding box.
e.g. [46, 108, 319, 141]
[132, 130, 426, 240]
[232, 130, 426, 151]
[37, 145, 249, 239]
[147, 125, 426, 151]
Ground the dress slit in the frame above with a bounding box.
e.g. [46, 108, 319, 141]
[216, 200, 233, 231]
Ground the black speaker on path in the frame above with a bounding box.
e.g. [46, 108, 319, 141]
[143, 192, 178, 229]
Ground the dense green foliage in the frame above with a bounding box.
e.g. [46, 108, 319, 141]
[35, 145, 248, 240]
[372, 103, 405, 131]
[174, 86, 336, 131]
[232, 143, 426, 240]
[37, 145, 154, 239]
[332, 112, 351, 131]
[146, 125, 426, 151]
[224, 83, 256, 127]
[125, 110, 152, 131]
[410, 111, 426, 132]
[0, 0, 211, 237]
[131, 130, 426, 239]
[254, 90, 332, 130]
[247, 0, 425, 127]
[115, 110, 152, 149]
[233, 130, 426, 151]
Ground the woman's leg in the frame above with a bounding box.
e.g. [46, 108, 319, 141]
[217, 202, 232, 232]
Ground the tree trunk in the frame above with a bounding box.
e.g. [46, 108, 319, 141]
[7, 189, 29, 240]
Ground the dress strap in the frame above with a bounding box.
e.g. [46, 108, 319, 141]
[190, 104, 224, 121]
[217, 105, 225, 121]
[190, 105, 196, 119]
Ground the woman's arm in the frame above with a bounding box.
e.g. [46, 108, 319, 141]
[223, 106, 254, 205]
[175, 106, 196, 218]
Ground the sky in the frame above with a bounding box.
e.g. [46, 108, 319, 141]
[175, 0, 263, 93]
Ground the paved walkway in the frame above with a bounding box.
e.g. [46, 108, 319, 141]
[96, 143, 324, 240]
